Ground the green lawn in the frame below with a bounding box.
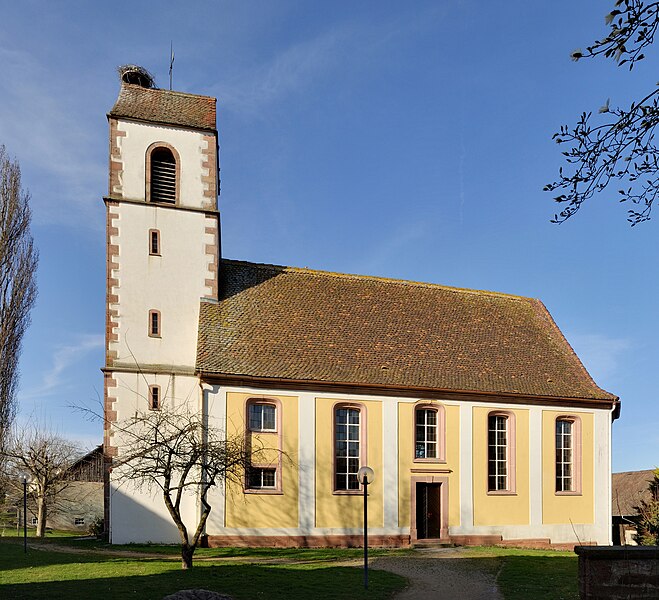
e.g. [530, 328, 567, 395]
[465, 546, 579, 600]
[0, 538, 405, 600]
[0, 534, 579, 600]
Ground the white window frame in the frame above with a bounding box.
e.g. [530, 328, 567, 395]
[334, 406, 361, 492]
[555, 416, 582, 495]
[248, 403, 276, 432]
[415, 408, 438, 459]
[247, 467, 276, 489]
[487, 412, 516, 494]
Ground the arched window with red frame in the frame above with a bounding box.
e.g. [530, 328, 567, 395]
[555, 415, 582, 494]
[334, 404, 366, 492]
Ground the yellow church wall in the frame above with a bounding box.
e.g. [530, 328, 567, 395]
[397, 402, 460, 529]
[224, 392, 299, 529]
[542, 410, 594, 525]
[315, 397, 383, 528]
[473, 406, 530, 526]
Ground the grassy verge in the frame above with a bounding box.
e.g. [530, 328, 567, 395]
[0, 539, 406, 600]
[464, 546, 579, 600]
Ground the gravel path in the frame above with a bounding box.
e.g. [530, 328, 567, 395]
[372, 549, 503, 600]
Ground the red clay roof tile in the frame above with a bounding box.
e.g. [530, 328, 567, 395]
[196, 260, 617, 401]
[109, 83, 216, 131]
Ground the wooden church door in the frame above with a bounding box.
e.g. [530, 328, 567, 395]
[415, 482, 442, 539]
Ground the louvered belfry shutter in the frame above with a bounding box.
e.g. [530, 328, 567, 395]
[150, 147, 176, 203]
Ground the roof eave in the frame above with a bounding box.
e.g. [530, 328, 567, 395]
[196, 370, 619, 410]
[107, 112, 217, 133]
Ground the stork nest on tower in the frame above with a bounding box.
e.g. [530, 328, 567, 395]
[117, 65, 156, 89]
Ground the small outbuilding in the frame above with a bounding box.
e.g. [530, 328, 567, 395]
[611, 469, 656, 545]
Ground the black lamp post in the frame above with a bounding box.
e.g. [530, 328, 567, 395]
[22, 475, 27, 554]
[357, 466, 375, 590]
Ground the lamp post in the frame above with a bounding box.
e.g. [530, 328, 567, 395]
[357, 466, 375, 590]
[22, 475, 27, 554]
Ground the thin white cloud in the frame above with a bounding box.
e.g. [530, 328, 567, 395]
[0, 47, 105, 230]
[567, 332, 632, 384]
[215, 28, 349, 117]
[20, 334, 104, 401]
[213, 7, 444, 118]
[352, 219, 430, 274]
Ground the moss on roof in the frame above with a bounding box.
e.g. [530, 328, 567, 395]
[196, 260, 616, 402]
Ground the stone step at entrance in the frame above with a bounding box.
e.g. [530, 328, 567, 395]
[412, 538, 456, 549]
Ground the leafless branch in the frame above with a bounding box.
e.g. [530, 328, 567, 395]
[571, 1, 659, 69]
[109, 403, 267, 569]
[547, 2, 659, 223]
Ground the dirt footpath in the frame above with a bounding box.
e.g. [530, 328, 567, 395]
[372, 549, 503, 600]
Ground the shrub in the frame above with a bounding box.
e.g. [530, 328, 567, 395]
[634, 468, 659, 546]
[88, 517, 104, 538]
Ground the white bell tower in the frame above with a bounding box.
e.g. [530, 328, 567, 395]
[103, 66, 220, 542]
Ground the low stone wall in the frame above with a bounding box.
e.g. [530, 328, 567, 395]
[575, 546, 659, 599]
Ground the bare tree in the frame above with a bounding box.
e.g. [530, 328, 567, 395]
[0, 145, 38, 451]
[111, 405, 258, 569]
[545, 1, 659, 225]
[2, 426, 80, 537]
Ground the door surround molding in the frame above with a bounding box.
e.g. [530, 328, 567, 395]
[410, 475, 449, 542]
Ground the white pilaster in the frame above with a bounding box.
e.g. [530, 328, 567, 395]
[382, 399, 398, 529]
[298, 393, 316, 532]
[205, 385, 226, 530]
[529, 406, 543, 526]
[593, 409, 611, 545]
[459, 403, 473, 529]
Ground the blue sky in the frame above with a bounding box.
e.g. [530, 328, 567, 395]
[1, 1, 656, 471]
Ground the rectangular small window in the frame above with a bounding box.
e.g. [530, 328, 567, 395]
[488, 415, 508, 491]
[335, 407, 360, 491]
[248, 403, 276, 431]
[149, 310, 161, 337]
[150, 385, 160, 410]
[74, 517, 85, 526]
[247, 467, 276, 489]
[149, 229, 160, 255]
[31, 517, 38, 525]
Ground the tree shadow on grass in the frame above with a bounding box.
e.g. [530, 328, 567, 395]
[1, 561, 405, 600]
[0, 540, 140, 572]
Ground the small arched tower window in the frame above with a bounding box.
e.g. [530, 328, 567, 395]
[149, 146, 177, 204]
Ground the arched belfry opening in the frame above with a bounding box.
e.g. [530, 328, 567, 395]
[149, 147, 177, 204]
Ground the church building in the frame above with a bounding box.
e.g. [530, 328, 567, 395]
[103, 66, 619, 548]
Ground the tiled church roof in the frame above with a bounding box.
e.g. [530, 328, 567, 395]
[196, 260, 616, 402]
[109, 83, 216, 131]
